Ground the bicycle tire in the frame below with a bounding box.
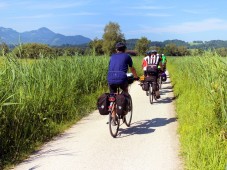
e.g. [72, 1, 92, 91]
[149, 83, 154, 104]
[124, 95, 133, 127]
[109, 111, 119, 138]
[159, 77, 162, 89]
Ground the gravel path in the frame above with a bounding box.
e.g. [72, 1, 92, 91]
[14, 72, 183, 170]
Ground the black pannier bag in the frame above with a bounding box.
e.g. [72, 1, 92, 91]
[161, 73, 167, 81]
[116, 93, 128, 116]
[97, 93, 110, 115]
[142, 82, 149, 91]
[145, 76, 154, 82]
[147, 64, 157, 76]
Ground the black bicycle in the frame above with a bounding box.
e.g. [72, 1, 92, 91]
[158, 72, 162, 89]
[142, 76, 157, 104]
[108, 73, 136, 138]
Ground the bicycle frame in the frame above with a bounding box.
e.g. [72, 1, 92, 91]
[141, 75, 157, 104]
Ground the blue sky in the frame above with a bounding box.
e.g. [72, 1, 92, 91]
[1, 0, 227, 42]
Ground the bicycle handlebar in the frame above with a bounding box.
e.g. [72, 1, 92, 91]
[134, 77, 140, 81]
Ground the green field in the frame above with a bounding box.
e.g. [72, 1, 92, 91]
[167, 53, 227, 170]
[0, 53, 226, 169]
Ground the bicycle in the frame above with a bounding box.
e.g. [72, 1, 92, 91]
[141, 75, 157, 104]
[157, 71, 162, 89]
[108, 74, 137, 138]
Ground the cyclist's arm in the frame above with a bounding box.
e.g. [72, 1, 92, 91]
[142, 59, 146, 69]
[127, 55, 138, 79]
[130, 66, 138, 79]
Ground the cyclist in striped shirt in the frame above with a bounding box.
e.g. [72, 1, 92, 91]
[142, 50, 162, 98]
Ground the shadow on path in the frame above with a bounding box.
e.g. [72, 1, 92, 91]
[118, 117, 177, 138]
[161, 85, 173, 90]
[156, 96, 176, 104]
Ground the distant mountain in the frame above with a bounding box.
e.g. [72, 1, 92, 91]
[0, 27, 92, 46]
[126, 39, 190, 49]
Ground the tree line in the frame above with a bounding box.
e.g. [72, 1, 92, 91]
[1, 22, 227, 58]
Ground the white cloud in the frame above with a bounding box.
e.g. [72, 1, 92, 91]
[57, 12, 98, 16]
[117, 4, 174, 17]
[0, 2, 8, 9]
[116, 12, 172, 17]
[9, 12, 97, 20]
[32, 1, 90, 10]
[182, 9, 200, 14]
[132, 18, 227, 34]
[77, 24, 104, 28]
[128, 5, 175, 10]
[182, 8, 217, 15]
[146, 13, 172, 17]
[10, 14, 54, 19]
[9, 1, 91, 10]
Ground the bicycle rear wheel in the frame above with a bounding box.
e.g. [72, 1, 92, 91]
[158, 76, 162, 89]
[109, 112, 119, 138]
[149, 83, 154, 104]
[124, 95, 133, 127]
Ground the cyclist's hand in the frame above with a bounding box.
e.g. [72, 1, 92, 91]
[134, 77, 140, 81]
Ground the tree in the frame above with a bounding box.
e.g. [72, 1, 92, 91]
[134, 37, 151, 55]
[12, 43, 55, 59]
[177, 46, 189, 56]
[163, 43, 178, 56]
[89, 38, 104, 56]
[102, 22, 125, 55]
[0, 43, 9, 56]
[163, 43, 189, 56]
[216, 47, 227, 57]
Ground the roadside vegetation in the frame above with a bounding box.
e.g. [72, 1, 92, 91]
[167, 52, 227, 170]
[0, 54, 110, 168]
[1, 20, 227, 169]
[0, 52, 143, 169]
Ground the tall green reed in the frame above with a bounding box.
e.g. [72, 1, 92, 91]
[0, 54, 142, 168]
[168, 53, 227, 170]
[0, 55, 109, 166]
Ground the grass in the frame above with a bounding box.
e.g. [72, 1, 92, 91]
[0, 54, 143, 169]
[167, 53, 227, 170]
[0, 54, 110, 168]
[2, 52, 226, 169]
[131, 55, 144, 76]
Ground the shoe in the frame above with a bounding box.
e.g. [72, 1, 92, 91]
[155, 91, 160, 99]
[146, 91, 149, 96]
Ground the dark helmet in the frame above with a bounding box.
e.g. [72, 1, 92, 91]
[146, 51, 151, 55]
[115, 42, 126, 51]
[151, 50, 157, 54]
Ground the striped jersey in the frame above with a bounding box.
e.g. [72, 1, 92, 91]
[142, 54, 161, 71]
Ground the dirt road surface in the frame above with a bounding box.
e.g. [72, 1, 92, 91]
[14, 72, 182, 170]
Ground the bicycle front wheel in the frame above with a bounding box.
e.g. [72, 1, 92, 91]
[124, 95, 133, 127]
[109, 112, 119, 138]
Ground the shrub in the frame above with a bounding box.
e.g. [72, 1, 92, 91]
[12, 43, 56, 59]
